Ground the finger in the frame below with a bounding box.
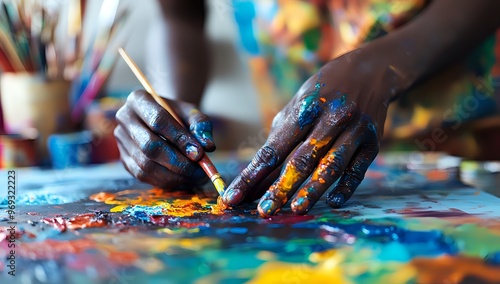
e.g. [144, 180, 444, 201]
[222, 94, 326, 206]
[116, 106, 202, 178]
[326, 142, 379, 209]
[127, 90, 205, 161]
[115, 128, 194, 188]
[172, 102, 216, 152]
[290, 118, 378, 214]
[283, 131, 360, 217]
[251, 103, 360, 214]
[241, 160, 283, 203]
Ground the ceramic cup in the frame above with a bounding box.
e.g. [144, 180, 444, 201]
[0, 72, 74, 164]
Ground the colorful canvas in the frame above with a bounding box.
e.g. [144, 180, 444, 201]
[1, 156, 500, 284]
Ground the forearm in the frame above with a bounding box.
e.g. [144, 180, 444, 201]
[158, 0, 209, 107]
[368, 0, 500, 101]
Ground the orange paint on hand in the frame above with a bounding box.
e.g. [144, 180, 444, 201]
[268, 164, 302, 200]
[312, 148, 337, 181]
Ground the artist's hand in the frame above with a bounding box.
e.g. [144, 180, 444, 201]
[222, 50, 397, 217]
[114, 90, 215, 189]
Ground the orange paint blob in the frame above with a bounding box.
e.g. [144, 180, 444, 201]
[43, 213, 109, 231]
[89, 192, 117, 202]
[411, 255, 500, 283]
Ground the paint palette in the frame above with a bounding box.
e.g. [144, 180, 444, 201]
[1, 157, 500, 283]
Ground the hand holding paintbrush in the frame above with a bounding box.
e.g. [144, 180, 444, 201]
[117, 48, 227, 198]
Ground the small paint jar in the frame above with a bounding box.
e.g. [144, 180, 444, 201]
[48, 131, 93, 169]
[0, 132, 39, 168]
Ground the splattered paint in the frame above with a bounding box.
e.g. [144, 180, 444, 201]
[1, 157, 500, 283]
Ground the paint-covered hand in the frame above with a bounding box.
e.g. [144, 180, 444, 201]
[223, 53, 394, 217]
[114, 90, 215, 189]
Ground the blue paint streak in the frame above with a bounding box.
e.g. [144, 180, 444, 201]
[1, 193, 85, 206]
[321, 223, 458, 256]
[125, 205, 164, 222]
[486, 252, 500, 266]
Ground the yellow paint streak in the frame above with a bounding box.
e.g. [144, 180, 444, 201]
[310, 138, 331, 159]
[270, 164, 302, 196]
[250, 247, 417, 284]
[249, 261, 348, 284]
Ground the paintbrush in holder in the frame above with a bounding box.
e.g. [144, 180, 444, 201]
[0, 0, 129, 167]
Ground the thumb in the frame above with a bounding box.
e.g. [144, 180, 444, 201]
[187, 108, 216, 152]
[169, 98, 216, 152]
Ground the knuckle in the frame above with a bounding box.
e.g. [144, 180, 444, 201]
[138, 159, 156, 177]
[129, 163, 147, 182]
[135, 170, 148, 182]
[148, 112, 168, 132]
[346, 169, 365, 185]
[172, 132, 189, 147]
[177, 162, 196, 177]
[113, 126, 122, 139]
[254, 145, 278, 167]
[292, 154, 315, 173]
[194, 112, 210, 124]
[325, 159, 344, 176]
[140, 139, 162, 160]
[115, 107, 128, 124]
[271, 111, 285, 128]
[129, 90, 146, 102]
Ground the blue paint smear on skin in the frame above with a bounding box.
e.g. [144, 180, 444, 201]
[191, 121, 213, 143]
[298, 83, 323, 128]
[330, 93, 347, 111]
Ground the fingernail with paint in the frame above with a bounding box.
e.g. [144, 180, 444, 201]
[327, 192, 345, 208]
[201, 130, 213, 142]
[185, 143, 201, 160]
[291, 197, 311, 215]
[223, 189, 242, 206]
[258, 199, 277, 217]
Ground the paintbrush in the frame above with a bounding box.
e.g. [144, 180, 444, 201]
[118, 47, 227, 196]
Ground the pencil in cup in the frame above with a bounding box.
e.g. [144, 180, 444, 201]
[117, 48, 226, 196]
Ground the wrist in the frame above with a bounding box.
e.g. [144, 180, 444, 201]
[352, 41, 418, 104]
